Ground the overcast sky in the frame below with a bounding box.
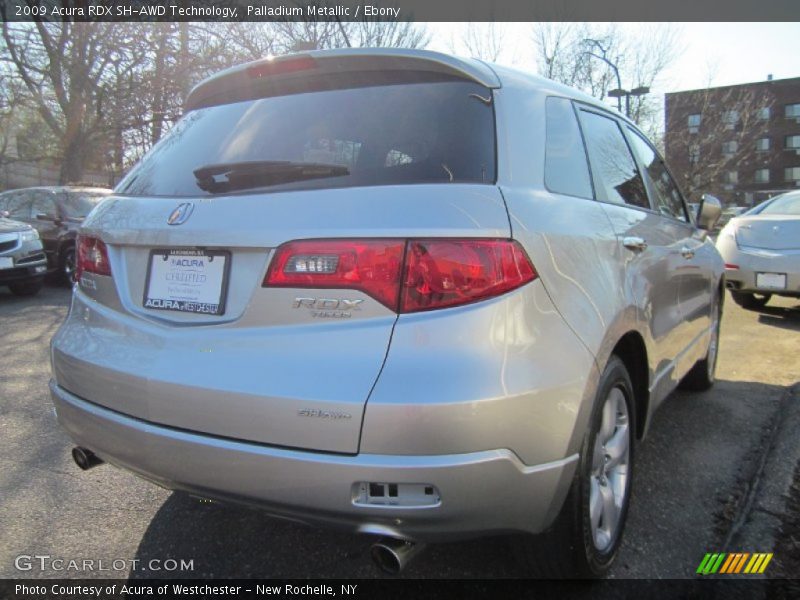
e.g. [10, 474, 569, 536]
[425, 22, 800, 97]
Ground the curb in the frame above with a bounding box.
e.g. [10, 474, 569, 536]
[723, 383, 800, 577]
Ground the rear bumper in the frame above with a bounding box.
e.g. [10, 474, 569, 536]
[51, 381, 578, 541]
[722, 246, 800, 296]
[717, 231, 800, 295]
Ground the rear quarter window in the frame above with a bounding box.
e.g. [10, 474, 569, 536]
[544, 97, 593, 199]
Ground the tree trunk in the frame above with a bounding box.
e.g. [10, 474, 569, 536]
[59, 134, 85, 184]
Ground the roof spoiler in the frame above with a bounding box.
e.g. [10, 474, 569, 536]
[185, 48, 501, 112]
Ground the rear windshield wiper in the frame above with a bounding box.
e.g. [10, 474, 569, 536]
[193, 160, 350, 193]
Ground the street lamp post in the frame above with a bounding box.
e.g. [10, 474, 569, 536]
[582, 39, 650, 119]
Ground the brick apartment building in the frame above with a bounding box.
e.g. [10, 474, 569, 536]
[665, 76, 800, 207]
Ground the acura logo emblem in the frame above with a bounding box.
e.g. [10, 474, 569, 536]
[167, 202, 194, 226]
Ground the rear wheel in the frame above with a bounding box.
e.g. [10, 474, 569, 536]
[730, 290, 770, 310]
[516, 356, 634, 577]
[8, 279, 43, 296]
[59, 245, 76, 285]
[680, 291, 722, 392]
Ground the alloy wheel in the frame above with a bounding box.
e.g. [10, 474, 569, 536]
[589, 386, 630, 552]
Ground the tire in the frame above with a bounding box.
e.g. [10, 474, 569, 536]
[730, 290, 770, 310]
[59, 245, 76, 285]
[680, 291, 722, 392]
[516, 355, 634, 578]
[8, 279, 44, 296]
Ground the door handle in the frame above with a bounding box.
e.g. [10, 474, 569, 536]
[681, 245, 695, 259]
[623, 237, 648, 251]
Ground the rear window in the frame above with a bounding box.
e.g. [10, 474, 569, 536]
[756, 192, 800, 215]
[116, 80, 496, 197]
[61, 192, 107, 218]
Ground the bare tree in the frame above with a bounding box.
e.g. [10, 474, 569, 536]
[665, 86, 771, 201]
[450, 23, 507, 62]
[272, 15, 428, 52]
[532, 23, 679, 137]
[0, 23, 149, 183]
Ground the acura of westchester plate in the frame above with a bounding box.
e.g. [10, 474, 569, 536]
[143, 249, 230, 315]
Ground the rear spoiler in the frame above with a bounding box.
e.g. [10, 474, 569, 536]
[185, 48, 501, 112]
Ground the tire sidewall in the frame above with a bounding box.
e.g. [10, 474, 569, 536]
[576, 356, 635, 575]
[61, 245, 76, 283]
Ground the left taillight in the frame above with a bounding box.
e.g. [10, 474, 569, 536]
[76, 235, 111, 279]
[263, 239, 537, 313]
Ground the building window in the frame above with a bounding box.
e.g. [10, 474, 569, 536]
[722, 141, 738, 156]
[786, 167, 800, 182]
[688, 145, 700, 164]
[754, 169, 770, 184]
[687, 113, 701, 133]
[725, 171, 738, 184]
[723, 110, 739, 129]
[756, 137, 770, 152]
[758, 107, 771, 120]
[786, 135, 800, 149]
[785, 104, 800, 118]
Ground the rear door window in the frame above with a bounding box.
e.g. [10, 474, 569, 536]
[117, 80, 496, 197]
[544, 97, 593, 199]
[578, 110, 649, 210]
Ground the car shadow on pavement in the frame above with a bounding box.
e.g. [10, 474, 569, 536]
[128, 491, 522, 579]
[755, 303, 800, 332]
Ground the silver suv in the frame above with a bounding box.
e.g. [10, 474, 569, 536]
[50, 49, 724, 577]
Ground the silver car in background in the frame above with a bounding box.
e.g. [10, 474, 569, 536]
[50, 49, 724, 577]
[717, 191, 800, 310]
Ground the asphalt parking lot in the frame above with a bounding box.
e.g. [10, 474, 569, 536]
[0, 283, 798, 579]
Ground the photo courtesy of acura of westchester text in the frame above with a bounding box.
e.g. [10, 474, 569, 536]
[0, 0, 799, 592]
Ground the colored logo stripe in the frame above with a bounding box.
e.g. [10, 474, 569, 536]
[698, 552, 773, 575]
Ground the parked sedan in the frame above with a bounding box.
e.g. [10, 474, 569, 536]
[717, 191, 800, 309]
[0, 214, 48, 296]
[50, 49, 724, 577]
[0, 186, 111, 282]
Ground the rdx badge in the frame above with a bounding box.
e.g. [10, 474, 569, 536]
[292, 297, 364, 310]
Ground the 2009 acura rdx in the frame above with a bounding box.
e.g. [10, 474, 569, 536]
[50, 49, 724, 577]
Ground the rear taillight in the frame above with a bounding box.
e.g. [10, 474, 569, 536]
[401, 240, 536, 312]
[263, 239, 537, 313]
[76, 235, 111, 279]
[264, 240, 405, 310]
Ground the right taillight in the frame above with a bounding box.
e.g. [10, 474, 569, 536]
[76, 235, 111, 279]
[401, 240, 536, 313]
[263, 239, 536, 313]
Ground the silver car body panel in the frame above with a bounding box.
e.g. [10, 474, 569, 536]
[52, 381, 577, 541]
[50, 50, 725, 539]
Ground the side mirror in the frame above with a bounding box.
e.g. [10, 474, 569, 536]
[696, 194, 722, 231]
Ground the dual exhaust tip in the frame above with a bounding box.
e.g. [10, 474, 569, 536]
[71, 447, 103, 471]
[71, 446, 421, 574]
[370, 538, 424, 575]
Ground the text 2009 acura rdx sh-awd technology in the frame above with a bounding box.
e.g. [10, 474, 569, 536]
[50, 49, 724, 577]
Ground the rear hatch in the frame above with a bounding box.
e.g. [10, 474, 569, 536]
[65, 53, 508, 454]
[736, 215, 800, 250]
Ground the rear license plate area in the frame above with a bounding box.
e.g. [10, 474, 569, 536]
[144, 249, 230, 315]
[755, 272, 786, 290]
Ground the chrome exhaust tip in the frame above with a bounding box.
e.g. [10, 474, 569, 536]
[72, 447, 103, 471]
[370, 538, 424, 575]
